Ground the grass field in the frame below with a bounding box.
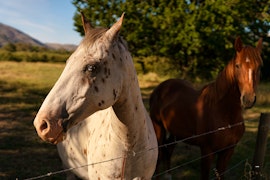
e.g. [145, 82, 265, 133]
[0, 61, 269, 179]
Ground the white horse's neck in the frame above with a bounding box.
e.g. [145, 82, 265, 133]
[113, 77, 146, 126]
[110, 45, 148, 150]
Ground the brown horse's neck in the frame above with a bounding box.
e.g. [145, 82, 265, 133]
[201, 59, 241, 108]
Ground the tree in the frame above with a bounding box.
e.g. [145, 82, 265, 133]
[3, 43, 16, 52]
[72, 0, 270, 80]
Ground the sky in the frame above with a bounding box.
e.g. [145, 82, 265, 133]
[0, 0, 82, 45]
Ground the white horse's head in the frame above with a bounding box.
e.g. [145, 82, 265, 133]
[34, 13, 130, 144]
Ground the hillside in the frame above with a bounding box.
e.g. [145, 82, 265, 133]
[0, 23, 76, 51]
[0, 23, 44, 47]
[45, 43, 77, 51]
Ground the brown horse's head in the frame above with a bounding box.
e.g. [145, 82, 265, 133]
[233, 37, 263, 109]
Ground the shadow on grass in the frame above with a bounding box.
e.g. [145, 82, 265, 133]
[0, 80, 64, 179]
[1, 80, 269, 179]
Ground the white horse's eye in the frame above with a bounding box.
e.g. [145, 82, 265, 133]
[86, 64, 96, 72]
[84, 64, 100, 76]
[85, 64, 98, 72]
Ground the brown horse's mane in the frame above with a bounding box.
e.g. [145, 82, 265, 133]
[200, 45, 263, 106]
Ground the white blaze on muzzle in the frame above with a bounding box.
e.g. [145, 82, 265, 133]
[248, 68, 252, 84]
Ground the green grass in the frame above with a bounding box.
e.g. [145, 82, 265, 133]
[0, 61, 269, 179]
[0, 61, 64, 179]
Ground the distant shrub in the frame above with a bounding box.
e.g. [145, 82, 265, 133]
[0, 43, 72, 63]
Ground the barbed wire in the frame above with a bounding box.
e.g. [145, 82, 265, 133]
[23, 155, 125, 180]
[22, 120, 261, 180]
[153, 136, 259, 179]
[153, 143, 238, 178]
[157, 121, 244, 150]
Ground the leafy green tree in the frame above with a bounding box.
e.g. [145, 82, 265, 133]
[72, 0, 270, 80]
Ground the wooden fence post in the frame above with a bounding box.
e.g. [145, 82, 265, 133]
[252, 113, 270, 179]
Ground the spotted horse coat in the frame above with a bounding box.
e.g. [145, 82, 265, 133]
[34, 13, 158, 180]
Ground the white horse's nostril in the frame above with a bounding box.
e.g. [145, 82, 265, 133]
[40, 120, 48, 133]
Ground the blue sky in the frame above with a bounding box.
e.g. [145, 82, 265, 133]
[0, 0, 82, 45]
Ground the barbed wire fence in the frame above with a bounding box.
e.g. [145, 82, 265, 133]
[22, 118, 269, 180]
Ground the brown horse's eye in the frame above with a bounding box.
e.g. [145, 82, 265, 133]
[235, 64, 240, 69]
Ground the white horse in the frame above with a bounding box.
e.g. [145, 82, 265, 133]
[33, 12, 158, 179]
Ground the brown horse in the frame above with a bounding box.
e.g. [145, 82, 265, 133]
[150, 37, 263, 179]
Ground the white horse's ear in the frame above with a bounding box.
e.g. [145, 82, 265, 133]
[105, 13, 125, 41]
[256, 38, 263, 54]
[234, 36, 243, 52]
[81, 11, 93, 35]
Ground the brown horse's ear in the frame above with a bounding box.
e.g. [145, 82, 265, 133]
[81, 11, 93, 35]
[234, 36, 243, 52]
[105, 13, 125, 41]
[256, 38, 263, 54]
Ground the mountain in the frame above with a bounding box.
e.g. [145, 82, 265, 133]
[45, 43, 77, 51]
[0, 23, 77, 51]
[0, 23, 45, 47]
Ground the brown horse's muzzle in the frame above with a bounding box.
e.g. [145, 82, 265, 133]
[241, 94, 256, 109]
[33, 112, 64, 144]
